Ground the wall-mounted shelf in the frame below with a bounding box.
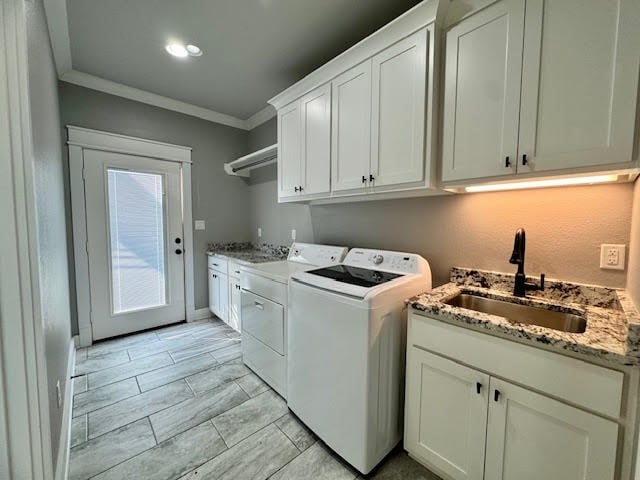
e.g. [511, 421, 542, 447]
[224, 143, 277, 177]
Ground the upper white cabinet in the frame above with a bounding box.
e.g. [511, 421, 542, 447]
[270, 0, 442, 203]
[518, 0, 640, 173]
[442, 0, 524, 181]
[331, 61, 372, 193]
[277, 101, 302, 199]
[371, 28, 428, 188]
[442, 0, 640, 183]
[300, 83, 331, 196]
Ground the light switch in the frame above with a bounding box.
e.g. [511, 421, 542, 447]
[195, 220, 206, 231]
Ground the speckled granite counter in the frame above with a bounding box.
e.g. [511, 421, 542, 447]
[408, 267, 640, 366]
[206, 242, 289, 265]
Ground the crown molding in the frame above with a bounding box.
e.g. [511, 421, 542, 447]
[43, 0, 72, 75]
[60, 70, 248, 130]
[245, 105, 276, 130]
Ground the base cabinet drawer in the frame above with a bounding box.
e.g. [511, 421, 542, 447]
[242, 331, 286, 398]
[241, 290, 284, 354]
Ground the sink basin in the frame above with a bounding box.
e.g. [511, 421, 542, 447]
[445, 293, 587, 333]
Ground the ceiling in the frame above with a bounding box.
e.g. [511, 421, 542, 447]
[63, 0, 422, 121]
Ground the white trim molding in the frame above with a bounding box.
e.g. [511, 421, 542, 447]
[54, 340, 76, 480]
[245, 105, 276, 130]
[61, 70, 249, 130]
[42, 0, 71, 75]
[192, 307, 213, 322]
[67, 126, 196, 346]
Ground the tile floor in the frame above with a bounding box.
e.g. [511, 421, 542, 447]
[69, 318, 441, 480]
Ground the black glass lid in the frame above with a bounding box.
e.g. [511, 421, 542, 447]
[305, 264, 403, 288]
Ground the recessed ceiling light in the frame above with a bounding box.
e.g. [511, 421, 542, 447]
[165, 43, 189, 58]
[186, 44, 203, 56]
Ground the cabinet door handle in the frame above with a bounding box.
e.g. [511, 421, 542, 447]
[254, 301, 264, 310]
[294, 186, 299, 192]
[362, 175, 367, 184]
[476, 382, 482, 394]
[522, 154, 528, 165]
[299, 185, 303, 192]
[369, 174, 375, 182]
[494, 389, 501, 402]
[505, 156, 511, 168]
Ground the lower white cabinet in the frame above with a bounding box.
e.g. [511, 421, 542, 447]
[229, 278, 242, 332]
[406, 343, 618, 480]
[208, 268, 221, 317]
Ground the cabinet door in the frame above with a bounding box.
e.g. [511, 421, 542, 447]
[517, 0, 640, 173]
[331, 61, 372, 192]
[370, 28, 427, 188]
[300, 83, 331, 196]
[208, 270, 219, 316]
[405, 348, 489, 480]
[442, 0, 525, 182]
[218, 273, 229, 324]
[229, 280, 242, 332]
[485, 378, 618, 480]
[277, 101, 302, 199]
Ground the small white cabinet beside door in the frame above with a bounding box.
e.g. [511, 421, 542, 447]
[331, 61, 372, 193]
[442, 0, 525, 182]
[277, 101, 302, 199]
[370, 28, 428, 188]
[405, 348, 489, 480]
[485, 377, 618, 480]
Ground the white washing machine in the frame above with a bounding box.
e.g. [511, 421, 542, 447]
[288, 248, 432, 474]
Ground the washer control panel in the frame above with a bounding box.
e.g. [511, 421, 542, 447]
[344, 248, 425, 274]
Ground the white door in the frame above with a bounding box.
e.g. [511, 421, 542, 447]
[405, 348, 489, 480]
[277, 101, 302, 199]
[485, 378, 618, 480]
[300, 83, 331, 196]
[208, 269, 220, 316]
[370, 28, 428, 188]
[517, 0, 640, 173]
[331, 60, 372, 192]
[84, 150, 185, 340]
[441, 0, 525, 182]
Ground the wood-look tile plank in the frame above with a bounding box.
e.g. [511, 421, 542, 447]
[88, 352, 173, 390]
[92, 421, 226, 480]
[73, 375, 87, 395]
[236, 372, 270, 398]
[274, 413, 316, 452]
[127, 336, 206, 360]
[179, 424, 298, 480]
[211, 342, 242, 364]
[70, 415, 87, 448]
[88, 380, 193, 439]
[170, 337, 239, 363]
[212, 390, 288, 447]
[68, 418, 155, 480]
[75, 350, 130, 375]
[269, 442, 357, 480]
[149, 381, 248, 443]
[87, 331, 160, 358]
[73, 377, 140, 417]
[186, 361, 250, 394]
[136, 353, 216, 392]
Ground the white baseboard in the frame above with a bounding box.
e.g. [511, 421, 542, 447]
[55, 338, 76, 480]
[72, 334, 80, 347]
[191, 307, 213, 321]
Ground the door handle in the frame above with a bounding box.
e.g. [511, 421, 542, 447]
[362, 175, 367, 184]
[175, 249, 182, 255]
[476, 382, 482, 394]
[254, 301, 264, 310]
[369, 174, 375, 182]
[494, 389, 501, 402]
[522, 154, 528, 165]
[505, 156, 511, 168]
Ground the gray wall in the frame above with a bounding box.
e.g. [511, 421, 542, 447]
[247, 119, 634, 288]
[58, 82, 251, 332]
[26, 0, 73, 467]
[628, 180, 640, 308]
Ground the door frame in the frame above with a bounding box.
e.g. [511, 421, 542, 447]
[67, 125, 195, 347]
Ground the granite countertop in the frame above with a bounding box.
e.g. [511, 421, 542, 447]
[206, 242, 289, 265]
[408, 267, 640, 367]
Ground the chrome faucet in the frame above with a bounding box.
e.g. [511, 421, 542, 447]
[509, 228, 545, 297]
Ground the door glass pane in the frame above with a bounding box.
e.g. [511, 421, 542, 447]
[107, 169, 167, 313]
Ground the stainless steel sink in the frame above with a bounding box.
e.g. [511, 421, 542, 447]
[445, 293, 587, 333]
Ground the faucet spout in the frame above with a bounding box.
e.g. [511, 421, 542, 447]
[508, 228, 544, 297]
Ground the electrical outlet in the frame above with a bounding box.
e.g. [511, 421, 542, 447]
[258, 227, 262, 238]
[194, 220, 205, 230]
[56, 380, 62, 408]
[291, 229, 296, 241]
[600, 244, 626, 270]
